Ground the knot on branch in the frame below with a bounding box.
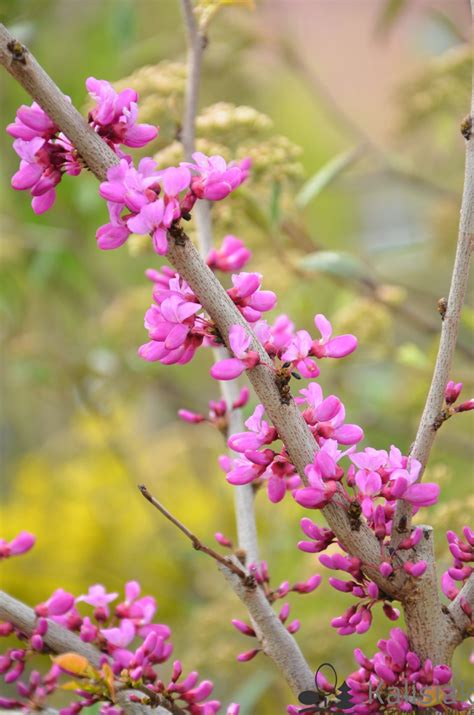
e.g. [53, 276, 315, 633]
[7, 38, 27, 64]
[168, 223, 188, 247]
[460, 114, 473, 141]
[437, 297, 448, 320]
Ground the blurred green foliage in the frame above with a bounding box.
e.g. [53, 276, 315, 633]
[0, 0, 473, 711]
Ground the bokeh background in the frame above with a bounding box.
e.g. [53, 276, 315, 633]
[0, 0, 473, 711]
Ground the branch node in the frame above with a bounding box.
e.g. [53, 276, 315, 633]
[461, 114, 472, 141]
[275, 367, 292, 405]
[437, 296, 448, 320]
[7, 38, 27, 64]
[168, 223, 188, 246]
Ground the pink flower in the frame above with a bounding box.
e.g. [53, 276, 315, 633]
[0, 531, 35, 559]
[101, 619, 136, 648]
[35, 589, 75, 617]
[296, 382, 364, 447]
[99, 158, 159, 212]
[403, 560, 428, 578]
[86, 77, 158, 148]
[227, 272, 276, 323]
[183, 152, 248, 201]
[11, 137, 60, 214]
[227, 404, 277, 452]
[207, 235, 251, 272]
[445, 380, 463, 404]
[355, 469, 382, 518]
[96, 201, 131, 250]
[298, 518, 335, 553]
[76, 584, 118, 619]
[211, 325, 260, 380]
[281, 330, 320, 378]
[7, 102, 58, 140]
[311, 314, 358, 359]
[127, 199, 171, 254]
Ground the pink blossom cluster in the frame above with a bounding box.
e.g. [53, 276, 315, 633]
[210, 310, 357, 381]
[295, 444, 439, 514]
[254, 313, 357, 379]
[288, 628, 466, 714]
[139, 265, 275, 368]
[319, 552, 400, 636]
[441, 527, 473, 616]
[97, 152, 249, 253]
[344, 628, 468, 713]
[0, 665, 61, 712]
[7, 79, 157, 214]
[229, 559, 320, 661]
[130, 659, 240, 715]
[297, 517, 434, 641]
[217, 378, 363, 504]
[0, 536, 240, 715]
[139, 265, 216, 364]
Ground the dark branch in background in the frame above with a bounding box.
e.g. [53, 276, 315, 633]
[138, 484, 252, 583]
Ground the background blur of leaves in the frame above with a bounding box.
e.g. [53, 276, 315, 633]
[0, 0, 473, 711]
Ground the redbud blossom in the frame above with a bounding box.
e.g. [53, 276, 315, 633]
[445, 380, 463, 404]
[0, 531, 36, 560]
[207, 235, 251, 272]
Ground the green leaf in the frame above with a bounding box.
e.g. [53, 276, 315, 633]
[298, 251, 370, 282]
[295, 147, 361, 209]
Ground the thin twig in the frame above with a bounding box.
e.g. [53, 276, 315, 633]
[179, 1, 260, 565]
[138, 484, 251, 582]
[180, 0, 205, 162]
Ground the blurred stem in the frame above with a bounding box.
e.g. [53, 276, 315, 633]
[180, 0, 204, 162]
[179, 0, 260, 565]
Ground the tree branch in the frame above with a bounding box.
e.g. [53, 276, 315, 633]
[179, 0, 204, 163]
[179, 0, 260, 566]
[392, 71, 474, 549]
[0, 590, 175, 715]
[138, 484, 251, 581]
[219, 562, 315, 695]
[398, 526, 450, 663]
